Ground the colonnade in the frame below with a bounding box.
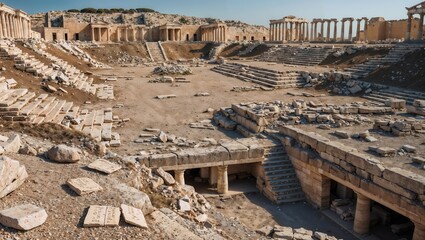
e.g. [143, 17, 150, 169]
[269, 16, 370, 43]
[201, 24, 227, 42]
[173, 165, 228, 194]
[0, 4, 32, 39]
[160, 25, 182, 41]
[269, 18, 309, 42]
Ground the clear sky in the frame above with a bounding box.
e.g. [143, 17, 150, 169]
[1, 0, 421, 26]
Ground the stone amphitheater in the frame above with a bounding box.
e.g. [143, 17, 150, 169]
[1, 1, 425, 240]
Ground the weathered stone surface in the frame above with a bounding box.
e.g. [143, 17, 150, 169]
[178, 197, 191, 212]
[0, 134, 21, 153]
[88, 159, 122, 174]
[334, 130, 349, 139]
[154, 167, 176, 185]
[383, 168, 425, 194]
[120, 204, 148, 229]
[402, 145, 417, 153]
[150, 153, 178, 168]
[372, 175, 416, 200]
[175, 146, 229, 165]
[115, 184, 154, 215]
[83, 205, 120, 227]
[47, 145, 81, 163]
[18, 145, 38, 156]
[66, 178, 103, 195]
[150, 210, 202, 240]
[195, 213, 208, 223]
[0, 204, 47, 231]
[256, 225, 273, 236]
[273, 225, 293, 239]
[0, 156, 28, 199]
[220, 140, 249, 160]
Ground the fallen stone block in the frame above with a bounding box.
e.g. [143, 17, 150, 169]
[121, 204, 148, 229]
[83, 205, 120, 227]
[334, 130, 349, 139]
[87, 159, 122, 174]
[402, 145, 417, 153]
[195, 213, 208, 223]
[47, 144, 81, 163]
[155, 95, 176, 99]
[154, 167, 176, 185]
[0, 204, 47, 231]
[256, 225, 273, 236]
[66, 177, 103, 195]
[115, 184, 154, 215]
[178, 197, 191, 212]
[273, 225, 293, 239]
[1, 134, 21, 153]
[0, 156, 28, 199]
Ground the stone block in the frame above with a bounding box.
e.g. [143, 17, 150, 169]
[66, 177, 103, 195]
[120, 204, 148, 229]
[87, 159, 122, 174]
[115, 184, 154, 215]
[372, 175, 416, 200]
[0, 204, 47, 231]
[383, 168, 425, 194]
[0, 156, 28, 199]
[149, 153, 178, 168]
[154, 167, 175, 185]
[330, 166, 346, 180]
[83, 205, 120, 227]
[256, 225, 273, 236]
[273, 225, 293, 239]
[220, 140, 249, 160]
[47, 144, 81, 163]
[1, 134, 21, 153]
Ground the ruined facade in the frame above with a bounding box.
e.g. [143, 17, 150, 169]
[0, 3, 35, 39]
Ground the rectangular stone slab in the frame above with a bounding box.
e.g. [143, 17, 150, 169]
[0, 204, 48, 231]
[121, 204, 148, 229]
[88, 159, 122, 174]
[66, 177, 103, 195]
[83, 205, 120, 227]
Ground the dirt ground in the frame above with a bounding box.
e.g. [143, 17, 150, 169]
[86, 42, 150, 62]
[365, 48, 425, 92]
[219, 43, 248, 58]
[91, 64, 367, 156]
[161, 42, 215, 60]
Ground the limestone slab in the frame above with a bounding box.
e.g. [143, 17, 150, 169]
[83, 205, 120, 227]
[88, 159, 122, 174]
[66, 177, 103, 195]
[120, 204, 148, 229]
[0, 204, 47, 231]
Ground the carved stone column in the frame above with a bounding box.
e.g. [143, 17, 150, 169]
[418, 14, 424, 41]
[406, 13, 413, 41]
[320, 21, 324, 41]
[174, 170, 185, 186]
[217, 165, 228, 194]
[326, 20, 331, 41]
[353, 193, 371, 235]
[341, 20, 346, 42]
[364, 19, 369, 42]
[348, 19, 354, 42]
[282, 22, 287, 42]
[356, 19, 361, 41]
[1, 12, 7, 38]
[333, 20, 338, 41]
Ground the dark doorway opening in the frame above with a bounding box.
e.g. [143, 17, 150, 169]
[52, 33, 57, 41]
[186, 34, 190, 41]
[75, 33, 79, 40]
[64, 33, 68, 41]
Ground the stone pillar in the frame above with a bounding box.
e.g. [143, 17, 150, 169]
[27, 20, 31, 39]
[171, 28, 175, 41]
[174, 170, 185, 186]
[356, 19, 361, 41]
[217, 165, 228, 194]
[353, 193, 371, 235]
[98, 27, 101, 42]
[326, 20, 331, 41]
[91, 27, 95, 41]
[6, 14, 11, 38]
[209, 167, 218, 185]
[413, 221, 425, 240]
[406, 13, 413, 41]
[132, 28, 136, 41]
[1, 12, 7, 38]
[107, 28, 110, 42]
[312, 22, 317, 41]
[320, 21, 324, 41]
[306, 22, 310, 41]
[348, 19, 353, 42]
[125, 28, 129, 42]
[289, 22, 293, 41]
[269, 23, 272, 41]
[364, 19, 369, 42]
[341, 20, 345, 42]
[117, 28, 121, 42]
[333, 20, 338, 41]
[165, 28, 169, 41]
[277, 23, 281, 41]
[418, 14, 424, 41]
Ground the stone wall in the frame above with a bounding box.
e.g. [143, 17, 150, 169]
[279, 125, 425, 226]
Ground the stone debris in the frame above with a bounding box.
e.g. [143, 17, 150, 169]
[114, 184, 154, 215]
[189, 120, 215, 130]
[256, 225, 274, 236]
[83, 205, 120, 227]
[120, 204, 148, 229]
[178, 197, 191, 212]
[330, 199, 355, 221]
[0, 156, 28, 199]
[402, 145, 417, 153]
[194, 92, 210, 97]
[334, 130, 349, 139]
[0, 204, 48, 231]
[88, 159, 122, 174]
[156, 94, 177, 99]
[66, 177, 103, 195]
[369, 146, 397, 157]
[155, 167, 176, 185]
[158, 131, 168, 143]
[149, 75, 174, 83]
[373, 118, 424, 136]
[153, 64, 192, 75]
[47, 144, 81, 163]
[385, 98, 406, 109]
[195, 214, 208, 223]
[0, 134, 21, 154]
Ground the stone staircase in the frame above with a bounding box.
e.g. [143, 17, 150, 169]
[344, 43, 424, 79]
[146, 42, 167, 62]
[259, 144, 305, 204]
[0, 40, 114, 99]
[257, 46, 334, 66]
[0, 87, 121, 146]
[212, 62, 305, 89]
[363, 85, 425, 106]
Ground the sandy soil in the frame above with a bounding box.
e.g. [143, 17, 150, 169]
[162, 42, 215, 60]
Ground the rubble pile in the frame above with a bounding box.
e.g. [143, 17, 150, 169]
[54, 40, 111, 69]
[153, 64, 193, 75]
[373, 118, 425, 136]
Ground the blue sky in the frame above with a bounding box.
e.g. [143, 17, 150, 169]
[2, 0, 421, 26]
